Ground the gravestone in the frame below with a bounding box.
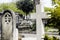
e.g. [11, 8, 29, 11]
[35, 0, 44, 40]
[1, 10, 18, 40]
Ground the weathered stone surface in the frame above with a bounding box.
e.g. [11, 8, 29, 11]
[1, 10, 18, 40]
[2, 11, 13, 40]
[36, 0, 44, 40]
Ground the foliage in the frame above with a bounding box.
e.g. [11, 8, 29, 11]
[0, 3, 25, 15]
[16, 0, 34, 15]
[0, 4, 8, 12]
[44, 7, 54, 13]
[44, 34, 59, 40]
[45, 27, 58, 32]
[44, 0, 60, 35]
[45, 27, 52, 32]
[52, 0, 60, 5]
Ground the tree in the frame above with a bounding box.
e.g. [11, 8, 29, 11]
[0, 3, 25, 15]
[16, 0, 34, 19]
[44, 0, 60, 35]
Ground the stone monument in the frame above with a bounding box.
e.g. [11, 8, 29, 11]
[1, 10, 18, 40]
[18, 0, 45, 40]
[35, 0, 45, 40]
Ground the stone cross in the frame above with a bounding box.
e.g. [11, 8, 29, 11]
[1, 10, 18, 40]
[35, 0, 45, 40]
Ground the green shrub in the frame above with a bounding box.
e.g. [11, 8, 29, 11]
[44, 35, 49, 40]
[44, 35, 59, 40]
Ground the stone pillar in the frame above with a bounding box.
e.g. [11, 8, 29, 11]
[35, 0, 44, 40]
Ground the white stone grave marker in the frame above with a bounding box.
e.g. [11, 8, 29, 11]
[1, 10, 18, 40]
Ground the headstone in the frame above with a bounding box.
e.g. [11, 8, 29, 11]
[1, 10, 18, 40]
[35, 0, 44, 40]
